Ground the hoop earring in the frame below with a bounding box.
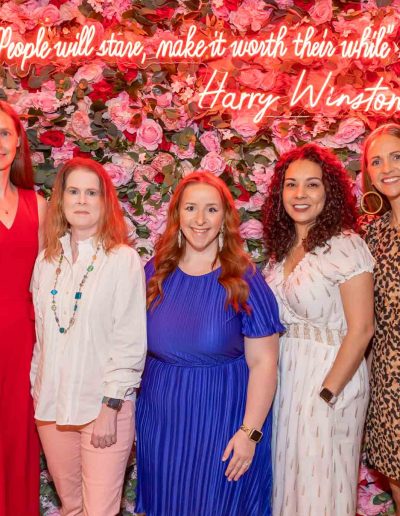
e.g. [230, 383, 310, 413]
[178, 229, 182, 248]
[218, 227, 224, 252]
[360, 191, 383, 215]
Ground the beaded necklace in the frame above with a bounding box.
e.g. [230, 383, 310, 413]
[50, 243, 101, 334]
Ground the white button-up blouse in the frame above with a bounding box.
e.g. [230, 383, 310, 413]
[31, 234, 147, 426]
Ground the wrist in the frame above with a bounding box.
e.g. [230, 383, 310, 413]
[239, 424, 263, 443]
[102, 396, 123, 411]
[319, 387, 338, 406]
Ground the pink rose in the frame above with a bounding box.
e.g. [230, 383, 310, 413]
[51, 140, 76, 168]
[251, 164, 275, 194]
[200, 131, 221, 153]
[111, 154, 136, 175]
[331, 118, 365, 146]
[170, 142, 196, 160]
[272, 137, 297, 156]
[231, 112, 259, 139]
[32, 5, 60, 26]
[211, 0, 230, 20]
[134, 165, 158, 184]
[333, 13, 371, 35]
[59, 3, 81, 23]
[70, 110, 92, 139]
[136, 119, 163, 151]
[200, 152, 226, 176]
[31, 91, 60, 113]
[151, 153, 175, 173]
[230, 0, 271, 32]
[309, 0, 333, 25]
[155, 92, 173, 108]
[106, 92, 137, 134]
[240, 219, 263, 239]
[74, 63, 104, 84]
[104, 163, 132, 187]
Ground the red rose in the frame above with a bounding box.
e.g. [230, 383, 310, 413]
[159, 135, 171, 152]
[155, 7, 175, 18]
[236, 184, 251, 202]
[49, 0, 64, 6]
[124, 69, 139, 83]
[123, 130, 136, 143]
[154, 172, 165, 184]
[39, 130, 65, 148]
[88, 80, 116, 103]
[73, 147, 91, 158]
[224, 0, 239, 10]
[293, 0, 315, 9]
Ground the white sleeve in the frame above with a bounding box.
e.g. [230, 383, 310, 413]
[318, 232, 375, 285]
[102, 247, 147, 399]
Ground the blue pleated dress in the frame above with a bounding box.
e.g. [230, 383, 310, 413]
[136, 261, 284, 516]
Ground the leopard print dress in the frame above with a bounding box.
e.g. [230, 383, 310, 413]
[363, 211, 400, 481]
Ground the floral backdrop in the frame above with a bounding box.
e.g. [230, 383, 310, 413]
[1, 0, 399, 514]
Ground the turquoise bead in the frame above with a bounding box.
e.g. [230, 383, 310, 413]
[87, 265, 94, 272]
[59, 327, 65, 334]
[51, 289, 58, 295]
[75, 292, 82, 299]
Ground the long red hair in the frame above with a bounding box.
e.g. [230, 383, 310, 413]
[44, 158, 130, 260]
[0, 100, 34, 189]
[147, 171, 253, 312]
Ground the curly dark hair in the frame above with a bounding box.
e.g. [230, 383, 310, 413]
[262, 143, 358, 263]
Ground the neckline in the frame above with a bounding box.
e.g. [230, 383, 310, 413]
[0, 187, 20, 231]
[282, 252, 308, 282]
[177, 265, 221, 278]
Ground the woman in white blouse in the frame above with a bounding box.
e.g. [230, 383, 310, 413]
[30, 157, 146, 516]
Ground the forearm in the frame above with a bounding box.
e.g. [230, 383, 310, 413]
[242, 360, 277, 430]
[322, 329, 373, 395]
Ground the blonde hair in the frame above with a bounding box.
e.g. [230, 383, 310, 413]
[361, 123, 400, 214]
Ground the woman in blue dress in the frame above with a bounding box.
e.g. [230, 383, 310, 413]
[136, 171, 284, 516]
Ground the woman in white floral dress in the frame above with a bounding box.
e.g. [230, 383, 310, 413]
[263, 144, 375, 516]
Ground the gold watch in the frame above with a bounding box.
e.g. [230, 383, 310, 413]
[240, 424, 263, 443]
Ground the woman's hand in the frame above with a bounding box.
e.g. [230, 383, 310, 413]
[90, 404, 118, 448]
[222, 430, 256, 481]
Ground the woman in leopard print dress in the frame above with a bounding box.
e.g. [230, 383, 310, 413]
[361, 123, 400, 514]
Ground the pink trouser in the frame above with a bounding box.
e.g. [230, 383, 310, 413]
[37, 401, 135, 516]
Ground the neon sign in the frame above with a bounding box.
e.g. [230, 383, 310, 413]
[0, 22, 398, 122]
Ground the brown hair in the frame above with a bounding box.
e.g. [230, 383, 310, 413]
[263, 143, 358, 263]
[0, 100, 34, 189]
[361, 123, 400, 215]
[147, 171, 254, 312]
[44, 158, 130, 260]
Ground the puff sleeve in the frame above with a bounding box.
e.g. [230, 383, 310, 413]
[318, 232, 375, 285]
[241, 267, 285, 338]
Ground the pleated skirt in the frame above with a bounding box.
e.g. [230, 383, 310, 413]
[135, 354, 272, 516]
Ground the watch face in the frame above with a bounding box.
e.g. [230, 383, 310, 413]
[250, 429, 263, 442]
[320, 388, 333, 403]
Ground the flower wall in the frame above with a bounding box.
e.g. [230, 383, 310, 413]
[1, 0, 399, 266]
[1, 0, 399, 514]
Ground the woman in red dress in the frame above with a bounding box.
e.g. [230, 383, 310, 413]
[0, 100, 46, 516]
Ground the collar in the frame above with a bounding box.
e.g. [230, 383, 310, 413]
[59, 233, 100, 263]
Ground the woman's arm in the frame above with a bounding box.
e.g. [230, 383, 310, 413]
[322, 271, 375, 398]
[222, 334, 278, 481]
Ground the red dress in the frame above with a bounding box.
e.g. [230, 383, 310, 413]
[0, 188, 40, 516]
